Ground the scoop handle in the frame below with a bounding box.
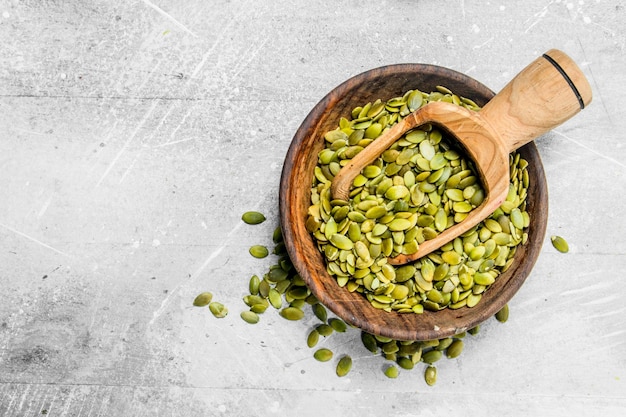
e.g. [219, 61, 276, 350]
[479, 49, 592, 153]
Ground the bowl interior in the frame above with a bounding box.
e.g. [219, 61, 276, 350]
[279, 64, 548, 341]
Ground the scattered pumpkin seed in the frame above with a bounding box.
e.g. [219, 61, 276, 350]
[424, 365, 437, 386]
[495, 304, 509, 323]
[242, 211, 266, 225]
[384, 365, 399, 378]
[314, 348, 334, 362]
[208, 302, 228, 318]
[468, 325, 480, 335]
[336, 355, 352, 377]
[422, 349, 442, 364]
[316, 323, 334, 337]
[312, 303, 328, 322]
[249, 245, 269, 258]
[307, 329, 320, 348]
[328, 317, 347, 333]
[193, 292, 213, 307]
[279, 306, 304, 321]
[446, 340, 464, 358]
[240, 310, 260, 324]
[550, 235, 569, 253]
[248, 275, 260, 296]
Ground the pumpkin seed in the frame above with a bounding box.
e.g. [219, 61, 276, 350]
[328, 317, 347, 333]
[209, 302, 228, 318]
[193, 292, 213, 307]
[422, 349, 442, 364]
[312, 303, 328, 322]
[242, 211, 266, 225]
[495, 304, 509, 323]
[240, 310, 259, 324]
[397, 356, 414, 370]
[330, 234, 354, 250]
[317, 323, 334, 337]
[249, 245, 269, 258]
[243, 294, 268, 308]
[250, 304, 268, 314]
[336, 355, 352, 377]
[248, 275, 260, 295]
[361, 332, 378, 353]
[307, 329, 320, 348]
[384, 364, 399, 378]
[268, 289, 282, 309]
[446, 340, 464, 358]
[551, 235, 569, 253]
[279, 307, 304, 321]
[313, 348, 334, 362]
[424, 365, 437, 386]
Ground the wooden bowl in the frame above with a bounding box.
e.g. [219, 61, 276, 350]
[279, 64, 548, 341]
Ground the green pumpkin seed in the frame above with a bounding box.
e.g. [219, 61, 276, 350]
[312, 303, 328, 322]
[279, 307, 304, 321]
[249, 245, 269, 258]
[422, 349, 442, 364]
[242, 211, 266, 225]
[550, 235, 569, 253]
[397, 356, 414, 370]
[328, 317, 347, 333]
[384, 364, 399, 378]
[361, 332, 378, 353]
[243, 295, 268, 308]
[474, 271, 495, 286]
[336, 355, 352, 377]
[250, 304, 268, 314]
[419, 140, 436, 160]
[388, 218, 412, 231]
[209, 302, 228, 318]
[193, 292, 213, 307]
[407, 90, 424, 111]
[268, 267, 288, 282]
[272, 226, 283, 243]
[317, 323, 334, 337]
[453, 201, 473, 213]
[268, 289, 282, 309]
[446, 340, 464, 358]
[424, 365, 437, 386]
[307, 329, 320, 348]
[313, 348, 334, 362]
[248, 275, 260, 295]
[385, 185, 410, 200]
[258, 279, 271, 298]
[495, 304, 509, 323]
[330, 234, 354, 250]
[240, 310, 259, 324]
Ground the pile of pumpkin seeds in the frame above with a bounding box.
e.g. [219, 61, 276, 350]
[191, 87, 538, 385]
[220, 211, 511, 385]
[306, 86, 531, 314]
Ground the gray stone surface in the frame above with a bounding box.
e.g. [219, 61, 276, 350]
[1, 0, 624, 416]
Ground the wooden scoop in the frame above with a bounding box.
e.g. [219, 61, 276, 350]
[330, 49, 592, 265]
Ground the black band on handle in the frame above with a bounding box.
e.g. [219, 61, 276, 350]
[542, 53, 585, 110]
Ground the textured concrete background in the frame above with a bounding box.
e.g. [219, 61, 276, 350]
[0, 0, 624, 416]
